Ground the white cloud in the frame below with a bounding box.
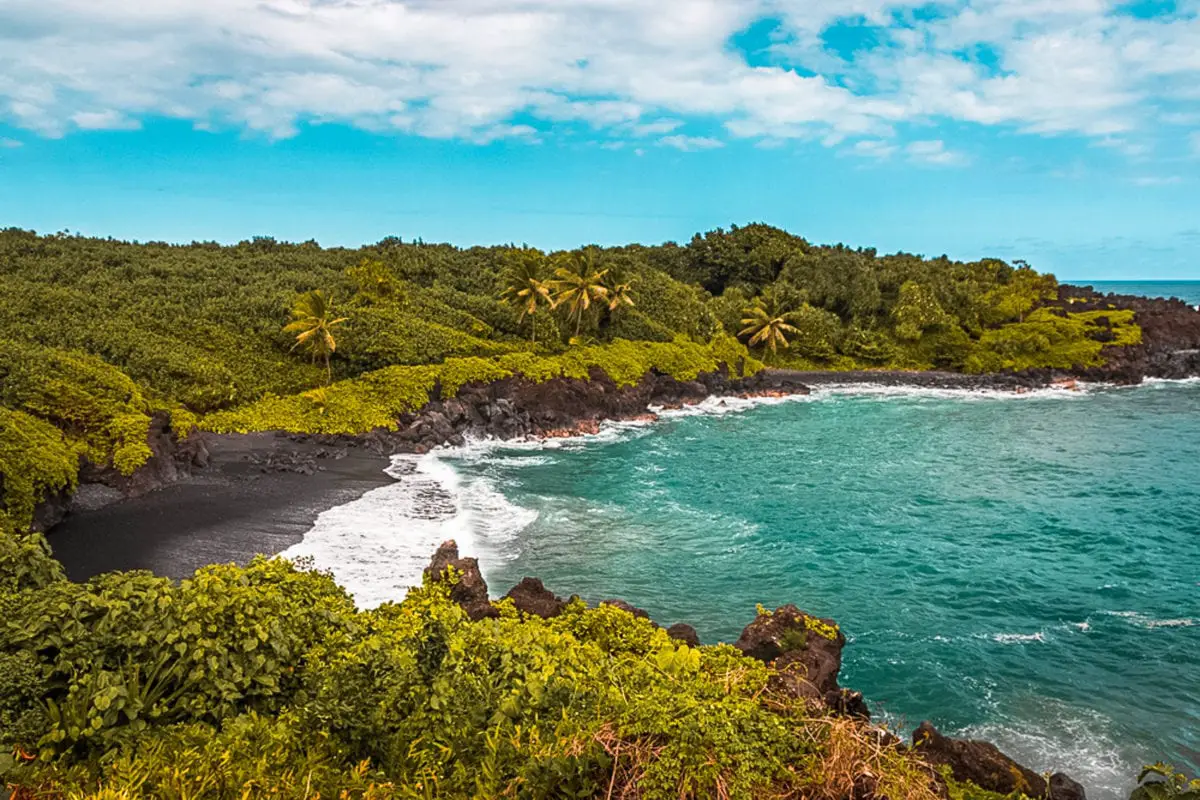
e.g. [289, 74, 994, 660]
[659, 134, 725, 151]
[850, 139, 897, 159]
[907, 139, 969, 166]
[0, 0, 1195, 161]
[71, 110, 142, 131]
[0, 137, 22, 148]
[1191, 131, 1200, 155]
[1131, 175, 1182, 186]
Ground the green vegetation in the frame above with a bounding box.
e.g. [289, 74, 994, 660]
[0, 224, 1169, 799]
[283, 290, 350, 385]
[1131, 764, 1200, 800]
[548, 250, 611, 339]
[739, 293, 801, 354]
[0, 223, 1140, 533]
[0, 532, 949, 800]
[0, 525, 1179, 799]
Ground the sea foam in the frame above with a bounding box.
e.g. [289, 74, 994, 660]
[281, 451, 537, 609]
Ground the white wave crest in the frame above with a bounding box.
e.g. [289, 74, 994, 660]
[282, 452, 537, 609]
[989, 631, 1048, 644]
[1102, 610, 1197, 629]
[812, 382, 1092, 402]
[959, 705, 1138, 800]
[1143, 376, 1200, 387]
[652, 392, 815, 419]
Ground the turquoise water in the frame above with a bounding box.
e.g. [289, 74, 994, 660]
[439, 383, 1200, 799]
[1083, 281, 1200, 306]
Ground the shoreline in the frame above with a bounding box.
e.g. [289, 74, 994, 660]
[49, 434, 396, 582]
[43, 367, 1192, 582]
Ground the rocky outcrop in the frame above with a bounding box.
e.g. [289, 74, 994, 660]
[666, 623, 701, 647]
[504, 577, 567, 619]
[423, 540, 498, 621]
[600, 598, 651, 619]
[913, 722, 1086, 800]
[1060, 285, 1200, 383]
[733, 604, 857, 711]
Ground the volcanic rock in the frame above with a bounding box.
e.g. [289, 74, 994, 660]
[504, 577, 567, 619]
[666, 623, 701, 647]
[912, 722, 1086, 800]
[735, 604, 849, 705]
[423, 539, 498, 621]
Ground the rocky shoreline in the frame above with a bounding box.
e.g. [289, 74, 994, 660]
[34, 363, 1094, 532]
[425, 538, 1089, 800]
[24, 281, 1200, 530]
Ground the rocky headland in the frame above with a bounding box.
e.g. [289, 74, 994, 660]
[425, 538, 1089, 800]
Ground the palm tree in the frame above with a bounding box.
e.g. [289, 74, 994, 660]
[739, 297, 799, 356]
[283, 290, 349, 385]
[604, 275, 636, 316]
[499, 249, 554, 342]
[549, 251, 609, 338]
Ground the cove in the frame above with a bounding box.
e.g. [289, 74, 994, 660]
[286, 381, 1200, 800]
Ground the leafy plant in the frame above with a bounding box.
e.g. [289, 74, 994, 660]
[1131, 764, 1200, 800]
[499, 248, 555, 342]
[549, 250, 610, 338]
[739, 296, 800, 355]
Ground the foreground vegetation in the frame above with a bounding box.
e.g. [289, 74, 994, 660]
[0, 535, 939, 799]
[0, 224, 1141, 534]
[2, 534, 1192, 799]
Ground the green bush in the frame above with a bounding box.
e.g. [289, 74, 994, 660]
[963, 308, 1137, 373]
[2, 566, 945, 800]
[0, 407, 82, 527]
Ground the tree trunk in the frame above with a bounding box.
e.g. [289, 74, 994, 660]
[325, 353, 332, 386]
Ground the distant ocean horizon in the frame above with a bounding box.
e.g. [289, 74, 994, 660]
[1074, 280, 1200, 306]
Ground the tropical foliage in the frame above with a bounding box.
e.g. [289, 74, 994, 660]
[0, 224, 1141, 534]
[740, 295, 800, 355]
[0, 529, 945, 800]
[0, 223, 1167, 800]
[549, 250, 611, 338]
[499, 248, 554, 341]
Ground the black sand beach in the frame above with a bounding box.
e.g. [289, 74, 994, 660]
[49, 434, 395, 582]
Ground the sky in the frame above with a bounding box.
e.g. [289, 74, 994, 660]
[0, 0, 1198, 280]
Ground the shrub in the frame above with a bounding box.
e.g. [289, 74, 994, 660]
[0, 407, 82, 528]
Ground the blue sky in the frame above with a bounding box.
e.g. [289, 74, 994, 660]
[1, 0, 1199, 280]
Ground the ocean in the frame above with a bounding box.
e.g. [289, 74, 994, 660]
[1082, 281, 1200, 307]
[286, 379, 1200, 800]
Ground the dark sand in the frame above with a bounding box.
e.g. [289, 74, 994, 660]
[49, 434, 396, 582]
